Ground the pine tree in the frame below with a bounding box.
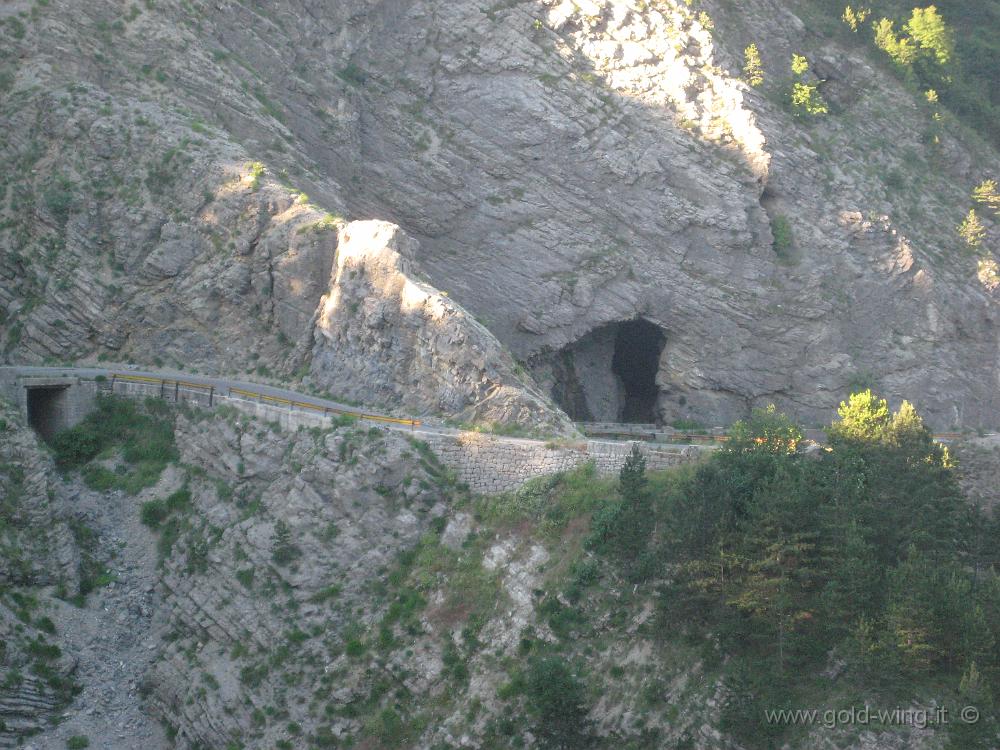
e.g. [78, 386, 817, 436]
[828, 390, 890, 444]
[946, 662, 998, 750]
[743, 43, 764, 87]
[821, 521, 881, 633]
[842, 5, 870, 32]
[619, 443, 647, 501]
[271, 519, 301, 566]
[873, 18, 917, 67]
[524, 656, 593, 749]
[788, 54, 828, 116]
[958, 209, 987, 248]
[904, 6, 954, 66]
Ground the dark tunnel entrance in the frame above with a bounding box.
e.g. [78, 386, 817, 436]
[26, 386, 69, 442]
[538, 318, 667, 425]
[612, 319, 665, 423]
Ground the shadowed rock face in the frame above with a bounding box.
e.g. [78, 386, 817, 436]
[311, 221, 576, 434]
[1, 0, 1000, 430]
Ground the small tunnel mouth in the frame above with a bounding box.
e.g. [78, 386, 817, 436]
[611, 318, 665, 423]
[26, 386, 69, 442]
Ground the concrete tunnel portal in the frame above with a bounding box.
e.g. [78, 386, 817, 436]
[26, 385, 72, 442]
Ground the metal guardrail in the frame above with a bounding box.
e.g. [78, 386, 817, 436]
[112, 373, 215, 405]
[578, 422, 658, 432]
[111, 373, 421, 428]
[579, 421, 729, 444]
[227, 387, 421, 428]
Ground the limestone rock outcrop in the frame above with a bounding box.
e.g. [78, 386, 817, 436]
[0, 404, 79, 741]
[142, 410, 458, 747]
[312, 221, 576, 434]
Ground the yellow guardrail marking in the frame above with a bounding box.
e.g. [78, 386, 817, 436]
[228, 387, 420, 427]
[113, 373, 163, 384]
[114, 373, 212, 391]
[115, 376, 420, 426]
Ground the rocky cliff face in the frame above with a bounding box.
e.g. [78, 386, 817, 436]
[0, 404, 80, 743]
[141, 406, 468, 748]
[312, 220, 576, 434]
[6, 392, 1000, 748]
[3, 0, 1000, 430]
[84, 405, 967, 750]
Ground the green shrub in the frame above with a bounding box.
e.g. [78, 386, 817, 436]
[35, 616, 56, 634]
[337, 63, 366, 86]
[157, 516, 183, 564]
[344, 638, 366, 657]
[308, 584, 341, 603]
[80, 464, 117, 491]
[50, 395, 178, 494]
[245, 161, 265, 191]
[538, 596, 586, 639]
[770, 215, 793, 256]
[42, 178, 75, 226]
[271, 520, 301, 566]
[139, 500, 169, 529]
[5, 17, 26, 39]
[235, 568, 255, 588]
[165, 487, 191, 512]
[51, 427, 102, 467]
[67, 737, 90, 750]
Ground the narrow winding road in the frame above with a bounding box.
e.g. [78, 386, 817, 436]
[1, 363, 481, 440]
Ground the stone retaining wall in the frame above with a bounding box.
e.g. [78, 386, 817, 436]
[417, 432, 702, 494]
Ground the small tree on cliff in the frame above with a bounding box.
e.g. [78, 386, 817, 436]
[619, 442, 647, 500]
[586, 444, 652, 570]
[743, 43, 764, 87]
[973, 179, 1000, 216]
[958, 209, 986, 248]
[271, 519, 301, 566]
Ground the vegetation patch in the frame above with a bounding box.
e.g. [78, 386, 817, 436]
[811, 1, 1000, 147]
[51, 395, 178, 494]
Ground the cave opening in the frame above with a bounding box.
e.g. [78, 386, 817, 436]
[539, 318, 666, 425]
[611, 319, 665, 423]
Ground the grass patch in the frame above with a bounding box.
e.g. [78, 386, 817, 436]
[475, 462, 612, 536]
[51, 395, 178, 495]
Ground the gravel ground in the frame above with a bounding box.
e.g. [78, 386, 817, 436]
[23, 470, 182, 750]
